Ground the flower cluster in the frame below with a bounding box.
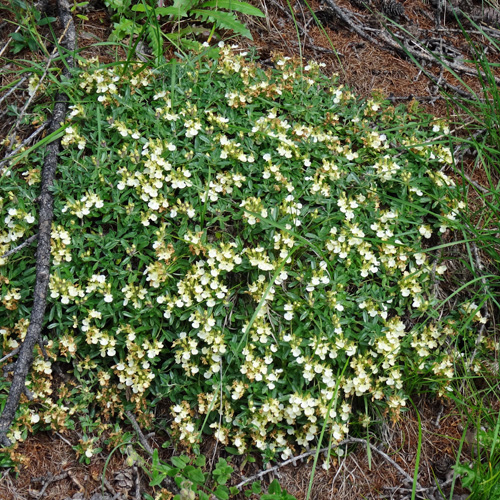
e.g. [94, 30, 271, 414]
[0, 45, 469, 455]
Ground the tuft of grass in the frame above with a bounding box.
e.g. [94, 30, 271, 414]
[390, 10, 500, 498]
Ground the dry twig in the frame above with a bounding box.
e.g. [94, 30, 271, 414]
[0, 26, 20, 59]
[0, 122, 49, 172]
[0, 234, 39, 260]
[0, 347, 20, 366]
[125, 411, 154, 456]
[0, 77, 28, 107]
[124, 410, 180, 495]
[464, 241, 491, 369]
[236, 437, 426, 491]
[31, 472, 69, 499]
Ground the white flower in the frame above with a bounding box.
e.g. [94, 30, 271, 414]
[418, 225, 432, 239]
[436, 265, 447, 275]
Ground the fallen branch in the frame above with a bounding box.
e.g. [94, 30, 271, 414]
[0, 122, 50, 172]
[125, 410, 180, 495]
[0, 0, 76, 447]
[236, 446, 330, 489]
[322, 0, 500, 95]
[236, 437, 425, 491]
[322, 0, 381, 46]
[1, 234, 39, 260]
[381, 28, 500, 84]
[0, 76, 27, 107]
[125, 410, 154, 456]
[31, 472, 69, 499]
[0, 347, 20, 366]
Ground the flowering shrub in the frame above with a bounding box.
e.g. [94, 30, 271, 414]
[0, 44, 469, 458]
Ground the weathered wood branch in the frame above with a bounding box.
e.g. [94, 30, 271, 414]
[0, 0, 76, 447]
[0, 234, 39, 260]
[235, 437, 427, 494]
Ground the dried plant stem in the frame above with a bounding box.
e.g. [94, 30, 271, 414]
[0, 122, 49, 171]
[125, 410, 154, 456]
[133, 464, 141, 500]
[0, 77, 28, 107]
[0, 347, 20, 366]
[0, 26, 20, 59]
[124, 410, 180, 495]
[55, 432, 73, 447]
[0, 234, 39, 260]
[236, 437, 425, 491]
[464, 241, 491, 368]
[236, 446, 330, 489]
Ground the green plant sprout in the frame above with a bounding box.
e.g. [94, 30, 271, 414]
[142, 452, 297, 499]
[2, 0, 56, 55]
[104, 0, 265, 59]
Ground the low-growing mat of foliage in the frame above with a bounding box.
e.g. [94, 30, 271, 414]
[0, 44, 487, 463]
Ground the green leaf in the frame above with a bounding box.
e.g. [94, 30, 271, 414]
[172, 0, 200, 17]
[214, 486, 229, 500]
[156, 6, 185, 16]
[10, 32, 26, 42]
[190, 9, 252, 38]
[186, 467, 205, 483]
[131, 3, 149, 11]
[199, 0, 265, 17]
[171, 455, 190, 469]
[268, 479, 281, 495]
[194, 455, 206, 467]
[38, 16, 57, 25]
[251, 481, 262, 494]
[150, 470, 167, 487]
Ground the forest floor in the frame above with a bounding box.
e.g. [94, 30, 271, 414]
[0, 0, 499, 498]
